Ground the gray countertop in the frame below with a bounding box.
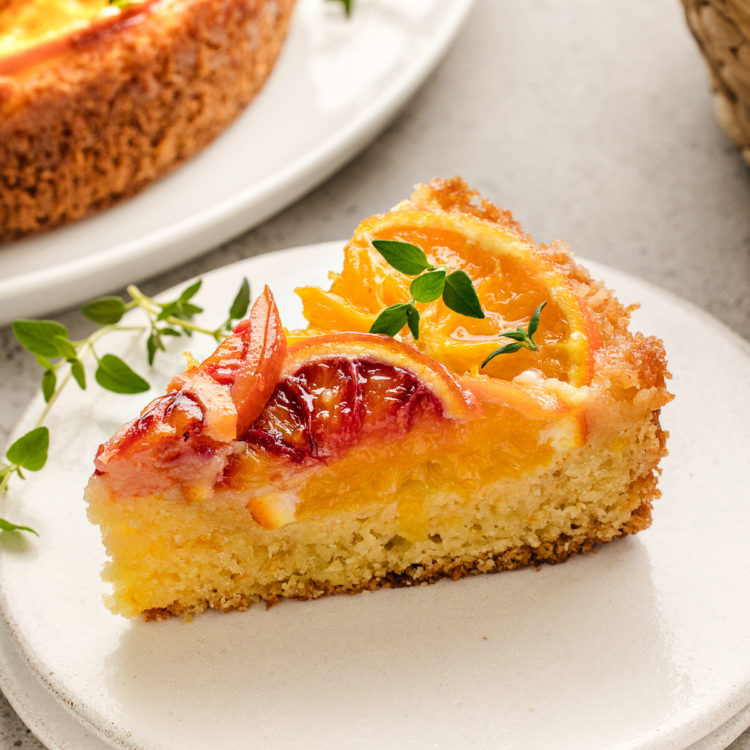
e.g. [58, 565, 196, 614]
[2, 0, 750, 747]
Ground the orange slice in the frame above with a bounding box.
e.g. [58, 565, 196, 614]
[281, 332, 480, 418]
[244, 333, 480, 461]
[297, 207, 599, 387]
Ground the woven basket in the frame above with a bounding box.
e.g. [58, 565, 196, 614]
[681, 0, 750, 165]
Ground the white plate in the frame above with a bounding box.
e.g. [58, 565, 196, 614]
[1, 244, 750, 750]
[0, 0, 473, 326]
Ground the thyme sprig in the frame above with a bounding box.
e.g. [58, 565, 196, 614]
[327, 0, 354, 16]
[369, 240, 485, 339]
[0, 278, 250, 534]
[481, 301, 547, 368]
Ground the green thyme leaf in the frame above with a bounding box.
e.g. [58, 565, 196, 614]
[179, 280, 202, 303]
[35, 354, 54, 370]
[156, 298, 202, 323]
[6, 427, 49, 472]
[480, 301, 548, 368]
[442, 270, 485, 319]
[146, 336, 157, 366]
[81, 296, 127, 325]
[41, 370, 56, 402]
[410, 269, 446, 303]
[406, 305, 421, 340]
[13, 320, 69, 359]
[156, 297, 202, 323]
[146, 331, 165, 366]
[496, 330, 527, 342]
[95, 354, 149, 394]
[481, 342, 523, 367]
[0, 519, 38, 536]
[185, 302, 203, 315]
[159, 328, 181, 337]
[229, 278, 251, 321]
[52, 335, 77, 360]
[527, 301, 547, 337]
[70, 359, 86, 390]
[370, 303, 412, 337]
[327, 0, 353, 16]
[157, 301, 178, 321]
[372, 240, 431, 276]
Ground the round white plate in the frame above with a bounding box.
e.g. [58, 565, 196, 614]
[1, 243, 750, 750]
[0, 0, 473, 326]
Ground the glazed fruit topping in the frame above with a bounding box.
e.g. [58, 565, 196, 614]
[95, 391, 204, 467]
[244, 357, 442, 462]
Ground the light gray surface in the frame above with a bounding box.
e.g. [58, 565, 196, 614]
[1, 0, 749, 748]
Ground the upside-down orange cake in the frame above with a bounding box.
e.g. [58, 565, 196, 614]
[0, 0, 295, 238]
[85, 178, 672, 619]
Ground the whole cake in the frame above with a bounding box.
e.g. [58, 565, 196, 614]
[85, 178, 672, 619]
[0, 0, 295, 239]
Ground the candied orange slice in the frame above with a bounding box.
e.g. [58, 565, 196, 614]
[298, 208, 598, 387]
[281, 333, 480, 417]
[244, 332, 479, 463]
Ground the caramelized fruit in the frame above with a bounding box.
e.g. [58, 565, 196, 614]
[244, 357, 441, 462]
[94, 287, 286, 494]
[298, 209, 599, 386]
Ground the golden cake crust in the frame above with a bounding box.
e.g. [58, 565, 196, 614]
[0, 0, 295, 239]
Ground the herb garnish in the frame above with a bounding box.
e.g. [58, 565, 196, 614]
[327, 0, 354, 16]
[480, 301, 547, 368]
[369, 240, 485, 339]
[0, 278, 250, 534]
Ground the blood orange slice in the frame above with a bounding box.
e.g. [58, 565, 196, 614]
[244, 332, 479, 465]
[297, 182, 599, 387]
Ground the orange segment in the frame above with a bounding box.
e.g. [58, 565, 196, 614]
[298, 208, 597, 387]
[192, 285, 287, 436]
[295, 287, 375, 333]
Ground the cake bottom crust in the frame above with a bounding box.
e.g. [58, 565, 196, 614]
[141, 498, 652, 621]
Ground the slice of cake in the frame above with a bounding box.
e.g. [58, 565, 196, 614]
[85, 178, 671, 619]
[0, 0, 295, 238]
